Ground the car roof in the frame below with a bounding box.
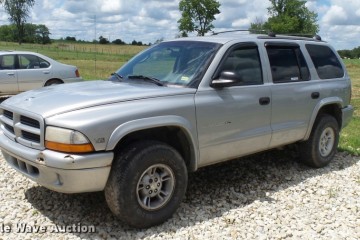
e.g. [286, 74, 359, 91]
[0, 51, 56, 63]
[0, 50, 45, 55]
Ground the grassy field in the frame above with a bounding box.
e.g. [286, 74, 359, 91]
[0, 41, 147, 80]
[0, 41, 359, 155]
[339, 59, 360, 155]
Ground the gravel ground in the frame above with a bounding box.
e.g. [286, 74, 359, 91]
[0, 150, 359, 240]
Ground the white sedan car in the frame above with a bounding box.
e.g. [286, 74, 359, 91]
[0, 51, 82, 97]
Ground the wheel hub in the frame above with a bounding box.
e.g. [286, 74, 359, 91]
[136, 164, 175, 210]
[142, 173, 162, 198]
[319, 127, 335, 157]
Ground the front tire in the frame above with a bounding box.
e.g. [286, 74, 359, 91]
[105, 141, 188, 228]
[300, 114, 339, 168]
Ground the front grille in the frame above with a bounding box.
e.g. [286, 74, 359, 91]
[4, 123, 14, 133]
[3, 110, 13, 120]
[20, 115, 40, 128]
[22, 131, 41, 143]
[0, 108, 44, 149]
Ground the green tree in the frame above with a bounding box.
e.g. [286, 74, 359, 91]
[112, 38, 125, 45]
[0, 23, 50, 44]
[2, 0, 35, 44]
[249, 18, 266, 34]
[65, 36, 77, 41]
[35, 24, 51, 44]
[99, 36, 109, 44]
[250, 0, 319, 35]
[178, 0, 220, 36]
[23, 23, 37, 43]
[0, 24, 17, 42]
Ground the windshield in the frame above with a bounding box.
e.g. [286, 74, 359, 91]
[113, 41, 221, 87]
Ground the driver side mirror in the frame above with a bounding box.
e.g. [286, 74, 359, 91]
[210, 71, 242, 88]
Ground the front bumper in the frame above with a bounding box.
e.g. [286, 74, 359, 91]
[341, 105, 354, 129]
[0, 133, 113, 193]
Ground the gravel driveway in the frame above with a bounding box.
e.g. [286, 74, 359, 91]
[0, 150, 359, 240]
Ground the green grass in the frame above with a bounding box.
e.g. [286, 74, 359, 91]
[1, 41, 359, 155]
[339, 59, 360, 155]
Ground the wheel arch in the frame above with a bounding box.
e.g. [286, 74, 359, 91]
[106, 116, 199, 172]
[304, 97, 343, 140]
[44, 78, 63, 86]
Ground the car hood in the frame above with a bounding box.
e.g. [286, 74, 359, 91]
[2, 80, 196, 118]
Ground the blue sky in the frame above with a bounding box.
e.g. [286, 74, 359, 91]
[0, 0, 359, 50]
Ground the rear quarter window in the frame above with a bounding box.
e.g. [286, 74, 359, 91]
[306, 44, 344, 79]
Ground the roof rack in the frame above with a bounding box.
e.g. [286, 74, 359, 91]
[259, 32, 323, 41]
[212, 29, 268, 35]
[212, 29, 322, 41]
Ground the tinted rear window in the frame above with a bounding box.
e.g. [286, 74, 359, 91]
[306, 44, 344, 79]
[266, 47, 310, 83]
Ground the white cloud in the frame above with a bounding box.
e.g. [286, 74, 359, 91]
[232, 19, 251, 28]
[214, 0, 270, 30]
[100, 0, 122, 13]
[42, 0, 55, 10]
[0, 0, 359, 49]
[317, 0, 360, 49]
[322, 5, 348, 25]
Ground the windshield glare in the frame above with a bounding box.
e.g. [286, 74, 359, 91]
[115, 41, 221, 87]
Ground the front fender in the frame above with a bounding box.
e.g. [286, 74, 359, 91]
[106, 115, 199, 170]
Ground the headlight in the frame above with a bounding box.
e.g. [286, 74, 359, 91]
[45, 126, 94, 153]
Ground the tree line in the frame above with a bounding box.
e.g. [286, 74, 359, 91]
[338, 47, 360, 59]
[61, 36, 149, 46]
[0, 23, 51, 44]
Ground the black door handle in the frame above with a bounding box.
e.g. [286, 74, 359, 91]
[311, 92, 320, 99]
[259, 97, 270, 105]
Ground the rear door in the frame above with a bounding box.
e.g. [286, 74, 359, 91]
[265, 42, 320, 147]
[0, 54, 18, 95]
[17, 54, 51, 92]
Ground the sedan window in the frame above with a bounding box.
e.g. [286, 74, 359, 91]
[0, 55, 15, 70]
[19, 54, 50, 69]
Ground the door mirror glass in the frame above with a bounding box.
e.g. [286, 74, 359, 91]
[210, 71, 242, 88]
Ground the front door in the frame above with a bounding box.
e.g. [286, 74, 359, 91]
[0, 54, 18, 95]
[195, 44, 272, 167]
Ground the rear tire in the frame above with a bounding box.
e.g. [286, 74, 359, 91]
[300, 114, 339, 168]
[105, 141, 188, 228]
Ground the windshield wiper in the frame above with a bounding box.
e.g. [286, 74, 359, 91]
[111, 72, 123, 81]
[127, 75, 165, 86]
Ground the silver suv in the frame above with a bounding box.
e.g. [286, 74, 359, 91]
[0, 33, 353, 228]
[0, 51, 82, 97]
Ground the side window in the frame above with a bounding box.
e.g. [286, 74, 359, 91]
[266, 46, 310, 83]
[217, 46, 263, 85]
[38, 57, 50, 68]
[306, 44, 344, 79]
[0, 55, 16, 70]
[19, 54, 44, 69]
[19, 55, 31, 69]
